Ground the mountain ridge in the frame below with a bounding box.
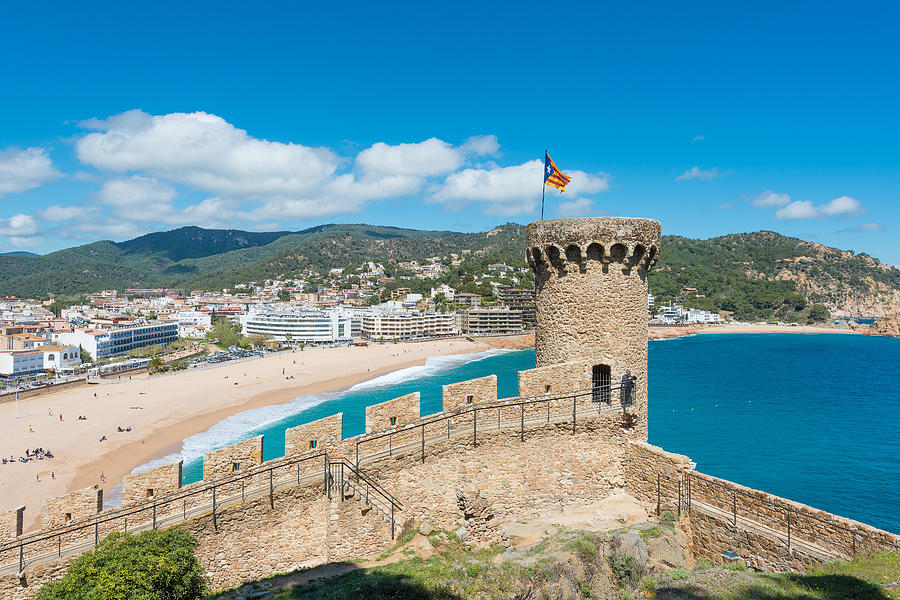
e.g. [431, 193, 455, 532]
[1, 224, 898, 320]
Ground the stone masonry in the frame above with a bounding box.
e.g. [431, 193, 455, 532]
[526, 217, 661, 439]
[122, 460, 183, 507]
[365, 392, 420, 434]
[442, 375, 497, 412]
[203, 435, 264, 481]
[285, 413, 343, 455]
[39, 485, 102, 530]
[1, 507, 24, 544]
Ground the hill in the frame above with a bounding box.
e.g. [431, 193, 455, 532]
[1, 224, 898, 321]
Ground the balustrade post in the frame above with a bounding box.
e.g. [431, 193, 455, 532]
[212, 486, 217, 530]
[473, 409, 477, 446]
[19, 544, 23, 573]
[786, 508, 791, 554]
[677, 481, 682, 516]
[58, 535, 61, 557]
[421, 425, 425, 463]
[269, 469, 274, 509]
[520, 404, 524, 442]
[732, 492, 737, 527]
[656, 474, 660, 516]
[153, 503, 157, 530]
[572, 396, 576, 433]
[94, 522, 98, 546]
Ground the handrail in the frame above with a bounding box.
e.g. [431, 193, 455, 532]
[0, 449, 327, 554]
[330, 457, 403, 510]
[686, 472, 899, 552]
[356, 382, 633, 447]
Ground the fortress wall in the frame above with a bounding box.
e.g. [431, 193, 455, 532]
[624, 440, 691, 513]
[688, 470, 900, 559]
[121, 461, 183, 508]
[365, 392, 420, 434]
[285, 413, 343, 455]
[39, 486, 102, 530]
[203, 435, 264, 481]
[442, 375, 497, 412]
[1, 508, 24, 544]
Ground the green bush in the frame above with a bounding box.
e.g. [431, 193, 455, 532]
[667, 568, 690, 580]
[36, 528, 205, 600]
[639, 574, 657, 591]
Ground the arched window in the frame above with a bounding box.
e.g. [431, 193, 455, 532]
[48, 354, 55, 361]
[63, 353, 68, 360]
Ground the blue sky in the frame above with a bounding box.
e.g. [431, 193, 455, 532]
[1, 1, 898, 264]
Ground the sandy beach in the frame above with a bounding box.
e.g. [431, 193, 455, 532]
[649, 323, 861, 339]
[0, 337, 497, 533]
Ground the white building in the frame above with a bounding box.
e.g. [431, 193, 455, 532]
[0, 345, 80, 375]
[241, 307, 352, 343]
[430, 284, 456, 300]
[56, 322, 178, 358]
[174, 310, 212, 338]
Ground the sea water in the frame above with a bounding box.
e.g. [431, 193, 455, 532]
[157, 334, 898, 533]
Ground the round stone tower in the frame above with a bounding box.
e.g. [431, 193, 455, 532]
[525, 217, 661, 434]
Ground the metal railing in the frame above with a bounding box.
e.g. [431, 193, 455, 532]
[657, 470, 899, 560]
[326, 456, 403, 539]
[0, 448, 404, 575]
[353, 382, 636, 467]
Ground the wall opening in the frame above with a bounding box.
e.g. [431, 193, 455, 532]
[592, 364, 611, 404]
[146, 488, 154, 499]
[231, 462, 240, 472]
[390, 416, 397, 426]
[466, 395, 473, 404]
[309, 440, 317, 449]
[64, 512, 72, 523]
[544, 384, 551, 393]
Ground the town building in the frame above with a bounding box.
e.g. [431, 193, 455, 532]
[240, 307, 353, 343]
[56, 322, 178, 358]
[457, 307, 523, 335]
[497, 286, 536, 326]
[361, 311, 456, 341]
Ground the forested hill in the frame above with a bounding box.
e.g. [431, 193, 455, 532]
[1, 225, 898, 320]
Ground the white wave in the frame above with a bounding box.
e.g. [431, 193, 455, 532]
[131, 348, 518, 474]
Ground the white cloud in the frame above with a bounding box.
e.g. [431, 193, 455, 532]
[692, 134, 706, 143]
[8, 236, 43, 248]
[459, 135, 500, 156]
[775, 200, 819, 220]
[838, 222, 886, 233]
[821, 195, 864, 217]
[0, 214, 39, 236]
[355, 138, 462, 179]
[774, 195, 866, 220]
[429, 159, 609, 216]
[0, 147, 61, 197]
[675, 166, 728, 181]
[37, 205, 93, 222]
[555, 197, 594, 217]
[77, 110, 340, 198]
[752, 190, 791, 208]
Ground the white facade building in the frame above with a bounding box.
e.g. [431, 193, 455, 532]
[361, 310, 456, 340]
[0, 345, 80, 375]
[241, 307, 353, 343]
[174, 310, 212, 337]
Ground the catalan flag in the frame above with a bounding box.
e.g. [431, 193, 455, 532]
[543, 151, 572, 192]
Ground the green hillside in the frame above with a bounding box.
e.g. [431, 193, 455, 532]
[1, 225, 897, 321]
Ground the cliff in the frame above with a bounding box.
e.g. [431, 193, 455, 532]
[867, 312, 900, 337]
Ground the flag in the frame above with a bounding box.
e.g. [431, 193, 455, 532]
[543, 151, 572, 192]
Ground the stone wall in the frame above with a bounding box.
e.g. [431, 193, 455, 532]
[122, 461, 183, 508]
[365, 392, 420, 434]
[285, 413, 343, 455]
[623, 440, 691, 513]
[39, 485, 102, 530]
[1, 507, 24, 543]
[203, 436, 264, 481]
[442, 375, 497, 412]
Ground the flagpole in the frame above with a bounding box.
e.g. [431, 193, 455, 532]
[541, 149, 547, 220]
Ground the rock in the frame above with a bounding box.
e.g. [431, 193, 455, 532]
[416, 537, 433, 550]
[455, 526, 468, 541]
[420, 521, 435, 535]
[616, 531, 647, 571]
[868, 312, 900, 337]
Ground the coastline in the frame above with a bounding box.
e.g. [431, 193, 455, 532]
[1, 337, 521, 533]
[649, 323, 862, 340]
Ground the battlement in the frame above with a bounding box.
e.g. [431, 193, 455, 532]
[525, 217, 661, 272]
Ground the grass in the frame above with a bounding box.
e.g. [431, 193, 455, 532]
[638, 526, 662, 542]
[564, 533, 599, 561]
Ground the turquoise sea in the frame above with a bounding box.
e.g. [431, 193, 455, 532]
[164, 334, 898, 533]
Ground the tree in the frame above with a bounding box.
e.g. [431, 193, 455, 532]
[35, 528, 205, 600]
[78, 345, 92, 364]
[807, 304, 831, 323]
[148, 356, 164, 373]
[277, 289, 292, 302]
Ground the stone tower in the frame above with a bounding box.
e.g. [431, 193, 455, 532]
[525, 217, 661, 437]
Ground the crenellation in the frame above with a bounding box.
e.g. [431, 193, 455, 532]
[365, 392, 420, 434]
[203, 435, 265, 481]
[39, 485, 102, 530]
[285, 413, 343, 455]
[0, 506, 24, 543]
[442, 375, 497, 412]
[122, 461, 183, 507]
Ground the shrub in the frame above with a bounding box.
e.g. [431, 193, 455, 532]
[660, 510, 676, 523]
[695, 557, 713, 570]
[35, 528, 205, 600]
[667, 568, 691, 580]
[639, 575, 657, 591]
